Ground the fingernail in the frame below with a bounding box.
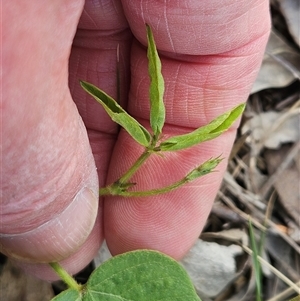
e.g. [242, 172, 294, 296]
[13, 213, 103, 281]
[0, 187, 99, 262]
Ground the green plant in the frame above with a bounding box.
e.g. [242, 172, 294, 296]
[49, 25, 245, 301]
[249, 219, 263, 301]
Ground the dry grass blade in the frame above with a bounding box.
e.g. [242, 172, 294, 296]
[266, 281, 300, 301]
[242, 245, 300, 294]
[219, 188, 300, 255]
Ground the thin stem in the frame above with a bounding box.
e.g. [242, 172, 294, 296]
[99, 150, 153, 197]
[242, 245, 300, 294]
[117, 150, 151, 185]
[109, 177, 189, 197]
[99, 186, 111, 196]
[49, 262, 82, 291]
[100, 157, 221, 198]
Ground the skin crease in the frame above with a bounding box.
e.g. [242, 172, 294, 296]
[1, 0, 270, 280]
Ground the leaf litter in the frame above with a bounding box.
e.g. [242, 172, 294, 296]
[199, 2, 300, 299]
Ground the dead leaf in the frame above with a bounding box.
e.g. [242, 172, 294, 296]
[265, 232, 300, 284]
[251, 30, 300, 93]
[201, 228, 249, 246]
[180, 239, 243, 299]
[265, 145, 300, 227]
[242, 109, 300, 151]
[278, 0, 300, 47]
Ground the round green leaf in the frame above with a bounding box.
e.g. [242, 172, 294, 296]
[51, 289, 82, 301]
[84, 250, 201, 301]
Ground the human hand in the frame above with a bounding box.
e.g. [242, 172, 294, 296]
[1, 0, 270, 280]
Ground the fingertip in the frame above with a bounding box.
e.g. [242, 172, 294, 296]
[12, 211, 103, 281]
[1, 187, 99, 263]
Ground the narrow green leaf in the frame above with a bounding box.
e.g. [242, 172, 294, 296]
[85, 250, 201, 301]
[146, 24, 165, 137]
[210, 103, 246, 134]
[185, 157, 223, 182]
[51, 289, 82, 301]
[249, 220, 262, 301]
[159, 103, 245, 151]
[80, 81, 151, 147]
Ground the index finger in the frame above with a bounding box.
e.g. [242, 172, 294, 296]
[104, 0, 271, 258]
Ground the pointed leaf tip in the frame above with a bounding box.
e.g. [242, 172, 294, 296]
[80, 80, 151, 147]
[186, 157, 223, 182]
[159, 103, 246, 151]
[146, 25, 166, 137]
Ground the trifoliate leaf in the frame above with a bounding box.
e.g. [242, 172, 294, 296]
[146, 24, 165, 137]
[159, 103, 245, 151]
[84, 250, 201, 301]
[80, 81, 151, 147]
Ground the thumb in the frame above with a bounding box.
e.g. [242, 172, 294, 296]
[1, 0, 101, 275]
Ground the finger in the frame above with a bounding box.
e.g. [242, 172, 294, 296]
[1, 0, 100, 276]
[104, 0, 270, 258]
[68, 0, 132, 189]
[12, 214, 102, 281]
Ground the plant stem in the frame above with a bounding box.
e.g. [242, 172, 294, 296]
[108, 176, 190, 197]
[100, 157, 222, 197]
[122, 184, 186, 197]
[99, 186, 111, 196]
[118, 150, 151, 184]
[99, 150, 153, 196]
[49, 262, 82, 291]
